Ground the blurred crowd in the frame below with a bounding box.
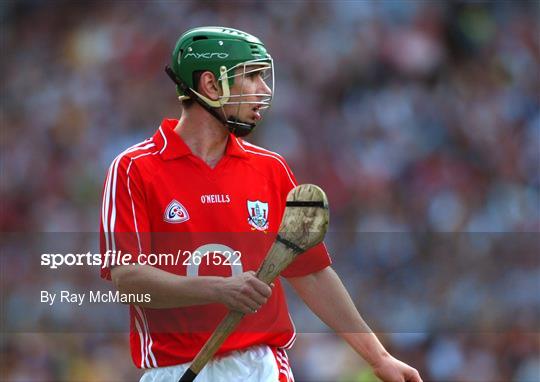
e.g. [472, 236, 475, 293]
[1, 0, 539, 381]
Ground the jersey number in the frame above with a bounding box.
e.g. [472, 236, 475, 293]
[185, 243, 243, 276]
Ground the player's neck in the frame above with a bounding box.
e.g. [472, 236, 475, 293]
[174, 108, 229, 169]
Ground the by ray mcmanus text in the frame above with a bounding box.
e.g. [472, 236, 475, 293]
[41, 289, 152, 306]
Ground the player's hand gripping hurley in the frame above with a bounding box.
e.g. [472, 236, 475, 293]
[179, 184, 329, 382]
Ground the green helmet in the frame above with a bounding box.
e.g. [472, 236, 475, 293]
[165, 26, 274, 137]
[171, 26, 271, 98]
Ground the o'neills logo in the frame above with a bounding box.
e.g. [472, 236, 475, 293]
[201, 194, 231, 204]
[185, 52, 229, 59]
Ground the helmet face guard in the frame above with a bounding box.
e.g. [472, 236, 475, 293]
[218, 58, 274, 135]
[167, 27, 274, 137]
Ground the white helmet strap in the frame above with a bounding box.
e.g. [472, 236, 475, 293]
[179, 66, 230, 107]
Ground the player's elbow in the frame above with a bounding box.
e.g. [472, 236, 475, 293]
[110, 265, 133, 296]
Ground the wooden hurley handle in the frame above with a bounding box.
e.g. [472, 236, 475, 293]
[179, 184, 329, 382]
[179, 311, 244, 381]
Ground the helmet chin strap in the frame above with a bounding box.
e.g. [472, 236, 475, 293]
[226, 118, 255, 137]
[165, 65, 256, 137]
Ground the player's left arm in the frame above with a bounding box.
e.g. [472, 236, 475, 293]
[286, 266, 422, 382]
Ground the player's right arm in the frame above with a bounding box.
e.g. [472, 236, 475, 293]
[100, 153, 270, 313]
[111, 265, 271, 312]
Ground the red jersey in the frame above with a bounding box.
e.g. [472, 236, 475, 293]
[100, 119, 331, 369]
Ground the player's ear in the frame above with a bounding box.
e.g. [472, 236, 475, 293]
[198, 71, 220, 101]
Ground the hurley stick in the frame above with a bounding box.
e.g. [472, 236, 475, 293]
[179, 184, 329, 382]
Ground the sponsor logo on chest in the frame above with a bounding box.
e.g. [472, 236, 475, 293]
[247, 200, 269, 231]
[200, 194, 231, 204]
[164, 200, 190, 224]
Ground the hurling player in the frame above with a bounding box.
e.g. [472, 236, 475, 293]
[100, 26, 421, 382]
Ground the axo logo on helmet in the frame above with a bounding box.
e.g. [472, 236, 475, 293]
[184, 52, 229, 59]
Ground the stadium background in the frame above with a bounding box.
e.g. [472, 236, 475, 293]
[1, 1, 539, 381]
